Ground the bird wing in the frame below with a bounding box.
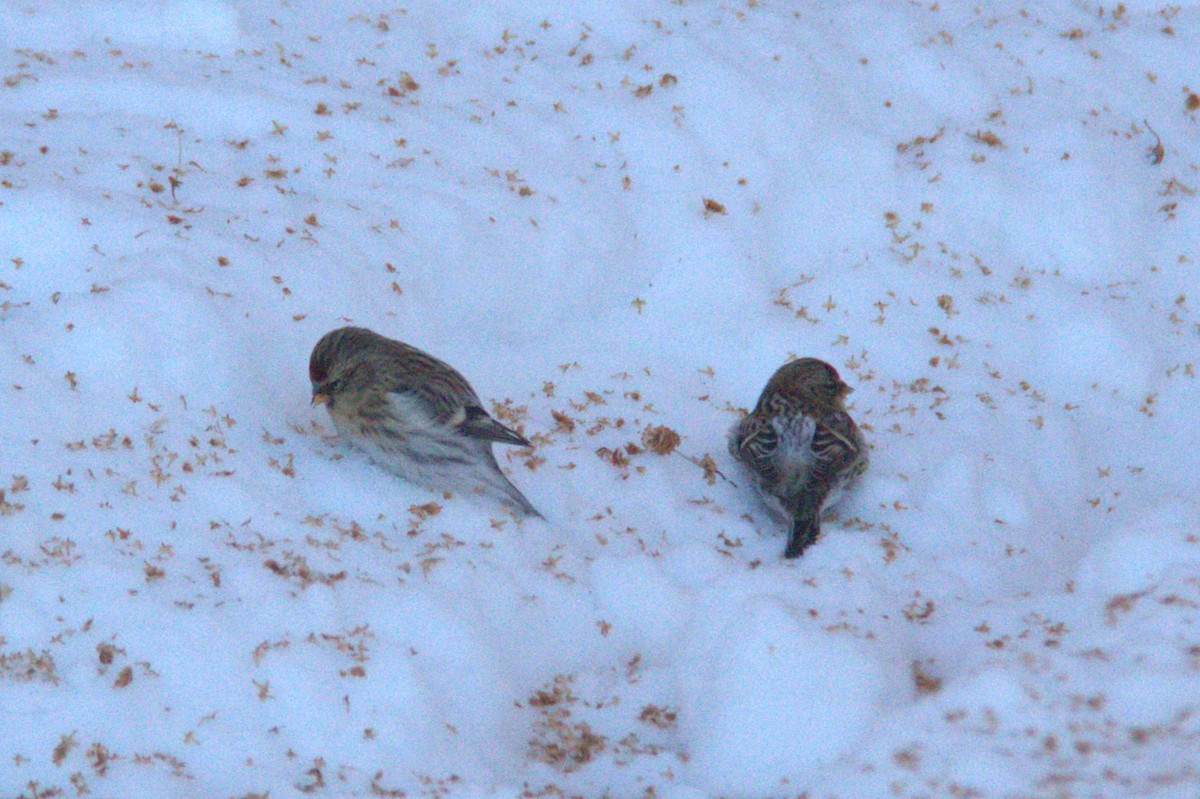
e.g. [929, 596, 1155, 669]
[732, 415, 782, 487]
[381, 381, 531, 448]
[807, 410, 864, 486]
[370, 342, 479, 421]
[457, 405, 532, 447]
[370, 339, 530, 447]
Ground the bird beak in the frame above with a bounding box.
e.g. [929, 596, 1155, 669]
[312, 392, 330, 406]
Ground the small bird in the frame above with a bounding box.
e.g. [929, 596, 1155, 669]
[729, 357, 867, 558]
[309, 326, 541, 517]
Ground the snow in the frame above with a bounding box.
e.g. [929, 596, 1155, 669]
[2, 1, 1199, 797]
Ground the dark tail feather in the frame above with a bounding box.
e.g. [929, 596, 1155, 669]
[785, 511, 821, 558]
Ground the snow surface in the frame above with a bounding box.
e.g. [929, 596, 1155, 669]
[2, 1, 1199, 797]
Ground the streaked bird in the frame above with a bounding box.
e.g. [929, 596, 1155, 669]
[729, 357, 867, 558]
[309, 326, 540, 517]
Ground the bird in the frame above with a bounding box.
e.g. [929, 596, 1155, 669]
[309, 326, 541, 518]
[729, 357, 867, 558]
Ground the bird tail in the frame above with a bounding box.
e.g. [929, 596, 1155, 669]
[785, 510, 821, 558]
[482, 448, 542, 518]
[500, 475, 542, 518]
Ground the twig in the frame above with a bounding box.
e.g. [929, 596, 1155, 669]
[678, 451, 738, 488]
[1144, 119, 1164, 165]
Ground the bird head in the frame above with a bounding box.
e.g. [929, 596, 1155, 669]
[769, 357, 852, 408]
[309, 328, 354, 407]
[310, 371, 336, 407]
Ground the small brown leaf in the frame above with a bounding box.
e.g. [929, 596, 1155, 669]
[968, 129, 1005, 148]
[912, 661, 943, 694]
[52, 732, 76, 765]
[551, 410, 576, 433]
[596, 446, 630, 468]
[409, 502, 442, 520]
[113, 666, 133, 688]
[638, 704, 678, 728]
